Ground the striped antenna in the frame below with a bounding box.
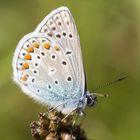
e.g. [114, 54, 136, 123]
[93, 75, 126, 92]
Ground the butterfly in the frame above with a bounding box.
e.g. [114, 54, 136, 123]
[12, 7, 97, 115]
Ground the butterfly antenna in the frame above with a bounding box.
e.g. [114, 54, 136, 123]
[91, 92, 109, 98]
[93, 75, 126, 92]
[91, 76, 126, 98]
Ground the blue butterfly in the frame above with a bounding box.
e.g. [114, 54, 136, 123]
[12, 7, 96, 115]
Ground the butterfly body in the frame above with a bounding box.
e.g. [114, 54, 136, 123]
[12, 7, 96, 114]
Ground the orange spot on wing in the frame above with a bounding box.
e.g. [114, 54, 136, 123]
[27, 47, 34, 52]
[24, 54, 31, 60]
[21, 74, 28, 81]
[22, 63, 29, 69]
[33, 43, 39, 48]
[54, 45, 60, 51]
[44, 43, 50, 49]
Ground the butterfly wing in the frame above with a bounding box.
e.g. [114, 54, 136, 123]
[35, 7, 85, 98]
[13, 7, 86, 114]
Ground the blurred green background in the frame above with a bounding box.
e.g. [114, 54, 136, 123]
[0, 0, 140, 140]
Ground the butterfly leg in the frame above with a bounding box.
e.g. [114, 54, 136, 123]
[72, 110, 86, 126]
[48, 98, 77, 113]
[48, 101, 66, 113]
[61, 108, 77, 122]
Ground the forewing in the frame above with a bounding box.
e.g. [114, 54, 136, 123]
[35, 7, 85, 97]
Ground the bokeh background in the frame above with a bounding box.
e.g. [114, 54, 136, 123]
[0, 0, 140, 140]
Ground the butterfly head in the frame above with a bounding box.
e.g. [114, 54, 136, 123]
[85, 91, 97, 107]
